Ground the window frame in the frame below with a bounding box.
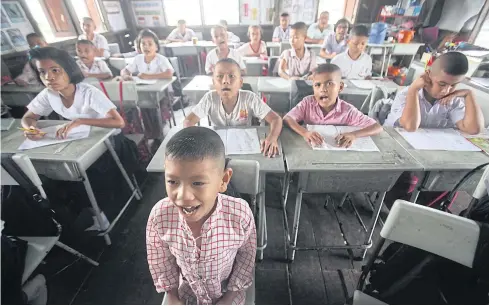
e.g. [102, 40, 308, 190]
[40, 0, 78, 38]
[161, 0, 242, 26]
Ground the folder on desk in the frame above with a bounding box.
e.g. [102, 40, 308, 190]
[215, 128, 261, 155]
[307, 125, 380, 152]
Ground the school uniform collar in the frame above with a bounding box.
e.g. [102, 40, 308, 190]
[346, 50, 366, 61]
[178, 193, 224, 236]
[290, 47, 310, 59]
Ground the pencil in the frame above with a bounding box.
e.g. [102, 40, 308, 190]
[18, 127, 46, 135]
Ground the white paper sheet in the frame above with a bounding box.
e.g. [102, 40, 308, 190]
[132, 77, 157, 85]
[216, 128, 261, 155]
[397, 128, 480, 151]
[18, 124, 91, 151]
[350, 80, 375, 90]
[265, 78, 290, 89]
[307, 125, 380, 152]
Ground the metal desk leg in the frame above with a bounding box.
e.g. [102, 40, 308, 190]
[196, 47, 203, 75]
[282, 171, 291, 208]
[75, 163, 111, 245]
[361, 191, 386, 259]
[410, 172, 431, 204]
[55, 241, 99, 266]
[287, 189, 303, 262]
[167, 90, 177, 126]
[104, 139, 142, 200]
[155, 92, 165, 139]
[380, 48, 387, 77]
[256, 175, 267, 261]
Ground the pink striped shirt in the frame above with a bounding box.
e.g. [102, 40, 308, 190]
[286, 95, 376, 127]
[146, 193, 256, 305]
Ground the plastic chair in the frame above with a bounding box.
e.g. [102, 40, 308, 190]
[268, 56, 280, 76]
[359, 86, 388, 114]
[1, 154, 99, 286]
[353, 199, 483, 304]
[168, 57, 186, 118]
[109, 58, 128, 71]
[279, 42, 291, 54]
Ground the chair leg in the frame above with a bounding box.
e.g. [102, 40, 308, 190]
[179, 97, 186, 117]
[55, 241, 99, 266]
[287, 190, 303, 262]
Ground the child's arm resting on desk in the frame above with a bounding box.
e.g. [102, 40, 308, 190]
[336, 122, 382, 148]
[219, 208, 256, 305]
[278, 56, 294, 80]
[146, 204, 183, 304]
[445, 90, 484, 135]
[261, 111, 282, 158]
[283, 100, 324, 146]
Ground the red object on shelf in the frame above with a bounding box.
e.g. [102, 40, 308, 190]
[376, 5, 419, 24]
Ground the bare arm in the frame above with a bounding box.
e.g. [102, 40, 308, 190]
[319, 48, 336, 59]
[183, 112, 201, 127]
[87, 73, 113, 80]
[75, 109, 125, 129]
[278, 57, 291, 80]
[21, 110, 41, 129]
[284, 115, 308, 137]
[352, 122, 383, 137]
[272, 37, 281, 42]
[455, 91, 484, 135]
[399, 87, 422, 131]
[264, 111, 282, 141]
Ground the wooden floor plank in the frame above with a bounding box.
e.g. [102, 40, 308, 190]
[255, 269, 291, 305]
[340, 269, 362, 301]
[322, 270, 346, 305]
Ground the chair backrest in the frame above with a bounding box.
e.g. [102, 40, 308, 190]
[268, 56, 280, 76]
[1, 154, 46, 199]
[109, 58, 128, 71]
[382, 200, 480, 268]
[168, 56, 181, 80]
[91, 81, 139, 105]
[227, 159, 260, 196]
[280, 42, 291, 54]
[359, 86, 388, 114]
[472, 165, 489, 200]
[108, 43, 121, 54]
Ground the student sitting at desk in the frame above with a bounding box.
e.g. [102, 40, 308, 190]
[279, 22, 318, 80]
[78, 17, 110, 59]
[184, 58, 282, 158]
[121, 29, 174, 81]
[384, 52, 484, 135]
[75, 40, 113, 80]
[219, 20, 241, 43]
[237, 25, 267, 57]
[319, 18, 350, 60]
[331, 25, 372, 80]
[14, 33, 48, 87]
[284, 63, 382, 148]
[205, 25, 246, 75]
[112, 39, 139, 58]
[166, 19, 196, 42]
[306, 11, 333, 44]
[272, 12, 291, 42]
[147, 126, 256, 305]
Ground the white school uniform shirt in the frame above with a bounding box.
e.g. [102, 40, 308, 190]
[76, 58, 113, 76]
[272, 26, 291, 41]
[15, 62, 42, 86]
[124, 54, 174, 75]
[321, 32, 348, 55]
[227, 31, 241, 43]
[383, 87, 467, 128]
[331, 51, 372, 79]
[191, 90, 272, 127]
[307, 23, 333, 40]
[237, 41, 267, 56]
[78, 33, 110, 59]
[27, 82, 116, 120]
[167, 28, 196, 41]
[205, 48, 246, 74]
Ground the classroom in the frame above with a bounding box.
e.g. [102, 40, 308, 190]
[1, 0, 489, 304]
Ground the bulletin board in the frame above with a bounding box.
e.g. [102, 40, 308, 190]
[1, 1, 34, 55]
[239, 0, 274, 25]
[103, 1, 127, 32]
[281, 0, 318, 24]
[131, 0, 166, 27]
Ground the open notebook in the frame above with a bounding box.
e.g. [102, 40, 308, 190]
[307, 125, 380, 152]
[396, 128, 480, 151]
[215, 128, 261, 155]
[131, 77, 157, 85]
[18, 124, 91, 150]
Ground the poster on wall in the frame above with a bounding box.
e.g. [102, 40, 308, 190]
[103, 1, 127, 32]
[2, 1, 26, 23]
[1, 9, 10, 29]
[131, 0, 165, 27]
[240, 0, 259, 25]
[282, 0, 317, 24]
[6, 28, 26, 47]
[1, 31, 13, 52]
[260, 0, 274, 24]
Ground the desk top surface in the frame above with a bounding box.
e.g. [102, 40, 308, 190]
[282, 128, 422, 172]
[1, 84, 45, 93]
[132, 77, 177, 92]
[1, 120, 114, 163]
[147, 126, 285, 173]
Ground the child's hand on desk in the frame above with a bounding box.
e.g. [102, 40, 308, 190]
[137, 73, 152, 80]
[261, 137, 280, 158]
[304, 131, 324, 147]
[23, 126, 46, 141]
[56, 120, 80, 139]
[335, 132, 356, 148]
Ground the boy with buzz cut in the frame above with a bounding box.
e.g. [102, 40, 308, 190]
[284, 63, 382, 148]
[272, 12, 291, 42]
[146, 126, 256, 305]
[205, 25, 246, 75]
[166, 19, 196, 42]
[384, 51, 484, 135]
[75, 40, 113, 80]
[184, 58, 283, 158]
[331, 25, 372, 80]
[279, 22, 318, 80]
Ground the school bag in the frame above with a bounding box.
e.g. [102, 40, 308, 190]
[362, 163, 489, 304]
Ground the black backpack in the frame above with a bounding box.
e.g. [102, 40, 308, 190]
[363, 163, 489, 304]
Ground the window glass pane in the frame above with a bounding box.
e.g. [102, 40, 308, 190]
[69, 0, 90, 24]
[45, 0, 71, 32]
[317, 0, 345, 25]
[202, 0, 239, 25]
[25, 0, 76, 43]
[475, 19, 489, 49]
[163, 0, 201, 26]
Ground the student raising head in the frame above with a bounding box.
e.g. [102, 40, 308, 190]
[121, 29, 174, 80]
[237, 25, 267, 57]
[78, 17, 110, 58]
[21, 47, 124, 139]
[166, 19, 196, 42]
[272, 12, 291, 42]
[279, 22, 318, 80]
[219, 19, 240, 43]
[284, 63, 382, 148]
[147, 126, 256, 305]
[331, 25, 372, 79]
[205, 25, 246, 75]
[184, 58, 282, 157]
[384, 52, 484, 134]
[76, 40, 113, 80]
[319, 18, 350, 60]
[14, 33, 48, 86]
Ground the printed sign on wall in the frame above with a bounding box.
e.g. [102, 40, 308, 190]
[131, 0, 165, 27]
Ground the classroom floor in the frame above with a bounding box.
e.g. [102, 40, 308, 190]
[31, 104, 471, 305]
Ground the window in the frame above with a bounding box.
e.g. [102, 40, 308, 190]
[68, 0, 107, 32]
[202, 0, 239, 25]
[475, 18, 489, 49]
[163, 0, 202, 26]
[317, 0, 346, 25]
[25, 0, 77, 43]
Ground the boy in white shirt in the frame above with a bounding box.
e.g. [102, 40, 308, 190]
[121, 29, 174, 80]
[78, 17, 110, 59]
[76, 40, 113, 80]
[184, 58, 282, 158]
[205, 25, 246, 75]
[272, 12, 291, 42]
[238, 25, 267, 57]
[167, 19, 196, 42]
[14, 33, 48, 86]
[331, 25, 372, 79]
[219, 20, 241, 43]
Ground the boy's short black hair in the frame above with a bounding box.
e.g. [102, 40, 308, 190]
[291, 22, 307, 35]
[29, 47, 84, 84]
[136, 29, 160, 53]
[334, 18, 350, 31]
[82, 17, 94, 24]
[215, 58, 242, 74]
[166, 127, 225, 168]
[280, 12, 289, 18]
[350, 25, 369, 38]
[434, 52, 469, 76]
[76, 39, 95, 47]
[177, 19, 186, 25]
[26, 33, 43, 41]
[314, 63, 342, 77]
